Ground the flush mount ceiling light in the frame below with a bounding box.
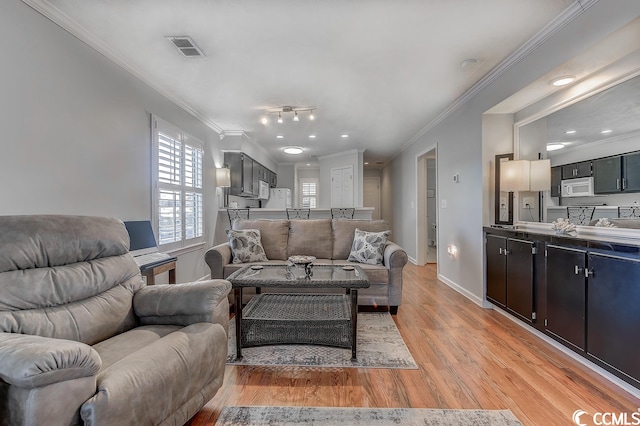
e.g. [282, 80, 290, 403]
[341, 134, 349, 138]
[309, 135, 316, 139]
[601, 129, 613, 134]
[565, 130, 577, 134]
[547, 143, 565, 151]
[276, 135, 284, 139]
[283, 146, 303, 155]
[260, 106, 316, 125]
[551, 75, 575, 86]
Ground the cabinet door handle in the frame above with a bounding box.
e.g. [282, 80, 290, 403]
[585, 268, 594, 278]
[617, 178, 620, 190]
[574, 265, 583, 275]
[499, 248, 503, 255]
[622, 178, 626, 190]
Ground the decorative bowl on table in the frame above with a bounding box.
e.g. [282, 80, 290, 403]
[288, 255, 316, 278]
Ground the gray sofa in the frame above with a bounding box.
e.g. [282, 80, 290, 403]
[0, 215, 231, 425]
[205, 218, 408, 314]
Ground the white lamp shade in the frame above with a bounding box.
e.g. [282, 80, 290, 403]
[500, 160, 530, 192]
[216, 168, 231, 187]
[529, 159, 551, 191]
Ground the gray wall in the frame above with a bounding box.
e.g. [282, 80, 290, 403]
[384, 0, 640, 304]
[0, 1, 230, 282]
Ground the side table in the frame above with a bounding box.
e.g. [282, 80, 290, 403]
[139, 257, 177, 285]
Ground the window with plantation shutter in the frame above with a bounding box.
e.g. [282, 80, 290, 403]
[300, 178, 318, 208]
[153, 115, 204, 251]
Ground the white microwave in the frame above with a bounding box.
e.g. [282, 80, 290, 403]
[257, 180, 270, 200]
[561, 177, 594, 197]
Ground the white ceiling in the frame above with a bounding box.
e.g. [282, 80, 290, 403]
[26, 0, 575, 165]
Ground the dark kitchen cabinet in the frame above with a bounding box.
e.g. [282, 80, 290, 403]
[485, 227, 640, 389]
[225, 152, 277, 197]
[486, 235, 507, 307]
[545, 245, 586, 352]
[623, 152, 640, 192]
[269, 170, 277, 187]
[594, 156, 622, 194]
[225, 152, 256, 197]
[587, 253, 640, 386]
[486, 235, 535, 323]
[550, 166, 562, 197]
[594, 153, 640, 194]
[561, 160, 591, 180]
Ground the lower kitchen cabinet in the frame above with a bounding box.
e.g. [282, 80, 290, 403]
[485, 235, 535, 323]
[587, 253, 640, 386]
[484, 227, 640, 390]
[545, 245, 586, 352]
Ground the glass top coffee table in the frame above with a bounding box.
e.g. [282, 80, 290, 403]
[227, 264, 370, 361]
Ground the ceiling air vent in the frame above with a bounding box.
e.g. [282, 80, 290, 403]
[166, 36, 204, 58]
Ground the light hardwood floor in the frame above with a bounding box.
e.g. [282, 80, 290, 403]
[190, 263, 639, 425]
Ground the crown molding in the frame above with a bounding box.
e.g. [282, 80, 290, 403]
[399, 0, 598, 155]
[21, 0, 225, 135]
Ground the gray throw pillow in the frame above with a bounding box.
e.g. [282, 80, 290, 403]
[348, 228, 390, 265]
[226, 229, 268, 263]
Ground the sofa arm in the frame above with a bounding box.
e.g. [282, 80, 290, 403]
[383, 241, 408, 270]
[0, 333, 101, 389]
[205, 243, 233, 279]
[134, 280, 232, 329]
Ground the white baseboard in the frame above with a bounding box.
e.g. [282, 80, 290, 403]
[436, 273, 484, 307]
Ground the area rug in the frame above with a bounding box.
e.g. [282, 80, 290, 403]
[227, 313, 418, 369]
[215, 406, 523, 425]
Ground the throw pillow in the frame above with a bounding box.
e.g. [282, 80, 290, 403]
[348, 228, 391, 265]
[226, 229, 268, 264]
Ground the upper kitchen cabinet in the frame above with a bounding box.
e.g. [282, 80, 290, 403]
[561, 160, 592, 180]
[224, 152, 277, 197]
[225, 152, 255, 197]
[594, 152, 640, 194]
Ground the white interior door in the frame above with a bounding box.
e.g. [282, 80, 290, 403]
[331, 166, 354, 207]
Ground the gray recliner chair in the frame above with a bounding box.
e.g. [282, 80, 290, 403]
[0, 215, 231, 425]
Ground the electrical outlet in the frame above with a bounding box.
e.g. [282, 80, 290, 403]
[500, 197, 507, 208]
[522, 196, 535, 208]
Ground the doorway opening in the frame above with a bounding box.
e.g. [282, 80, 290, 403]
[416, 146, 437, 265]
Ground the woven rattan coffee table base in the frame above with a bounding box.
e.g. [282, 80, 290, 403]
[241, 293, 352, 348]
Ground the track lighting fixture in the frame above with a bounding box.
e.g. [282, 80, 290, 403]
[259, 106, 316, 125]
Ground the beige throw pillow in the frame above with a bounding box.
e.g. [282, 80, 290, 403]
[348, 228, 390, 265]
[226, 229, 268, 263]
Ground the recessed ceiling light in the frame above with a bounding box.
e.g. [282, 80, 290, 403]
[341, 134, 349, 138]
[306, 163, 311, 166]
[283, 146, 303, 155]
[547, 143, 565, 151]
[551, 75, 575, 86]
[309, 135, 316, 139]
[364, 162, 369, 165]
[601, 129, 613, 134]
[260, 117, 269, 125]
[565, 130, 576, 134]
[276, 135, 284, 139]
